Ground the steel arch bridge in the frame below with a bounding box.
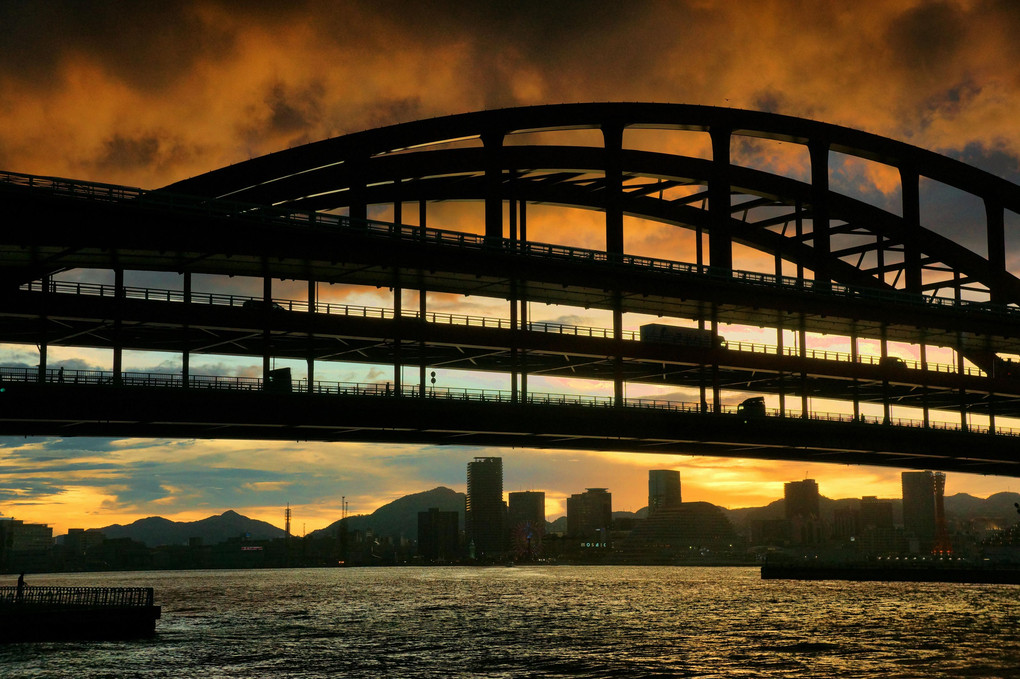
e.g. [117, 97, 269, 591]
[2, 102, 1020, 476]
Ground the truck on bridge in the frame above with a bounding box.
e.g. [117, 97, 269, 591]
[639, 323, 727, 349]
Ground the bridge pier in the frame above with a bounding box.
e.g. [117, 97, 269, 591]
[808, 140, 831, 285]
[307, 278, 316, 393]
[776, 314, 786, 416]
[881, 324, 890, 424]
[183, 272, 191, 388]
[708, 126, 732, 272]
[799, 314, 808, 418]
[613, 294, 624, 407]
[850, 321, 860, 421]
[261, 271, 271, 381]
[602, 121, 624, 259]
[920, 334, 929, 427]
[113, 268, 123, 384]
[37, 274, 48, 383]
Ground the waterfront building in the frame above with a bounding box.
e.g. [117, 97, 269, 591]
[784, 479, 820, 519]
[466, 457, 505, 559]
[902, 471, 937, 553]
[784, 479, 822, 545]
[417, 507, 460, 563]
[508, 491, 545, 559]
[566, 488, 612, 539]
[648, 470, 682, 514]
[622, 502, 737, 561]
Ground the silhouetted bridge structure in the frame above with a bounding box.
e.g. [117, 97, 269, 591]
[2, 103, 1020, 476]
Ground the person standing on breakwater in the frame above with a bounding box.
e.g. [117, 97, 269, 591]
[16, 573, 25, 603]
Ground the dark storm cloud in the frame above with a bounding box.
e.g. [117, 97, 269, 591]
[238, 80, 327, 149]
[886, 1, 966, 80]
[0, 0, 237, 91]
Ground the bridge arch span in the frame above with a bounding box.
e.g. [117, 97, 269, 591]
[165, 103, 1020, 306]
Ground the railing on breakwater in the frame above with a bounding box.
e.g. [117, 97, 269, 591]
[0, 586, 155, 608]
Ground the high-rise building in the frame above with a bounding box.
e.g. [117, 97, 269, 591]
[417, 507, 460, 563]
[860, 496, 894, 530]
[933, 472, 952, 554]
[785, 479, 821, 544]
[902, 470, 937, 552]
[648, 470, 682, 514]
[508, 491, 545, 559]
[784, 479, 820, 519]
[566, 488, 612, 539]
[466, 457, 505, 559]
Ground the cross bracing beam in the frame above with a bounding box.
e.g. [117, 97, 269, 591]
[2, 288, 1019, 418]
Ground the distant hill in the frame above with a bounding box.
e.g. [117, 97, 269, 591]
[309, 486, 466, 541]
[96, 510, 286, 547]
[66, 489, 1020, 547]
[722, 492, 1020, 530]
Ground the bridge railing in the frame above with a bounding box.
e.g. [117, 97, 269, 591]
[4, 170, 1020, 322]
[20, 279, 988, 375]
[0, 585, 154, 608]
[1, 365, 1016, 437]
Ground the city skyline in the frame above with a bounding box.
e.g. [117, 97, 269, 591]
[7, 459, 1014, 540]
[4, 3, 1020, 535]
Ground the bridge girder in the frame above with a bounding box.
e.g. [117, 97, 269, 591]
[164, 103, 1020, 308]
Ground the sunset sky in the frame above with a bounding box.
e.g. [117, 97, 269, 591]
[3, 1, 1020, 536]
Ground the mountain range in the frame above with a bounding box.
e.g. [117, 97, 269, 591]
[93, 510, 286, 547]
[75, 490, 1020, 547]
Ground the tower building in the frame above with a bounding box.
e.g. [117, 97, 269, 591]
[417, 507, 460, 563]
[902, 470, 937, 553]
[566, 488, 612, 539]
[508, 491, 546, 559]
[784, 479, 820, 519]
[784, 479, 821, 544]
[466, 457, 505, 560]
[648, 470, 682, 514]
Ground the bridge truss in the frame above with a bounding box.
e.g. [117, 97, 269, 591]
[2, 103, 1020, 475]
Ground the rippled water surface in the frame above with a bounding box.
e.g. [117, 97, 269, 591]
[2, 566, 1018, 677]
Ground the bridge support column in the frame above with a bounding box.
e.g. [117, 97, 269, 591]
[510, 281, 519, 403]
[113, 268, 123, 384]
[520, 287, 528, 402]
[711, 304, 721, 413]
[262, 273, 272, 381]
[698, 315, 708, 412]
[37, 274, 49, 383]
[391, 191, 403, 397]
[183, 272, 191, 388]
[850, 322, 860, 421]
[613, 292, 624, 407]
[920, 337, 930, 427]
[986, 198, 1007, 303]
[419, 284, 427, 399]
[808, 140, 831, 285]
[602, 122, 625, 259]
[798, 315, 808, 418]
[776, 315, 786, 416]
[956, 331, 968, 431]
[880, 324, 890, 424]
[392, 277, 402, 397]
[418, 198, 428, 398]
[900, 166, 922, 294]
[482, 130, 504, 242]
[708, 126, 732, 272]
[307, 278, 316, 394]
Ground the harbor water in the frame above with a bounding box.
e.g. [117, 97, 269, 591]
[1, 566, 1018, 678]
